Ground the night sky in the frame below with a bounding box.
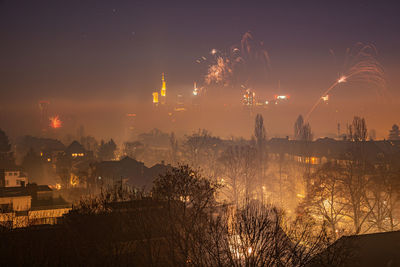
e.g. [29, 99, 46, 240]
[1, 0, 400, 139]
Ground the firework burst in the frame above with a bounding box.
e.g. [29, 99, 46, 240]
[202, 32, 270, 90]
[306, 43, 385, 120]
[50, 115, 62, 129]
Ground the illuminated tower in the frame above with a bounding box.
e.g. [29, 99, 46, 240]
[160, 73, 166, 104]
[152, 92, 159, 106]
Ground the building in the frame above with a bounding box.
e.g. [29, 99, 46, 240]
[243, 89, 255, 107]
[268, 138, 400, 167]
[1, 169, 28, 187]
[0, 184, 71, 228]
[151, 73, 168, 106]
[307, 231, 400, 266]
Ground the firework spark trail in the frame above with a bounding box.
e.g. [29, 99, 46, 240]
[305, 78, 343, 120]
[305, 43, 385, 121]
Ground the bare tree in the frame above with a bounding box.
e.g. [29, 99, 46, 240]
[182, 129, 222, 181]
[348, 116, 368, 141]
[219, 145, 258, 205]
[189, 201, 333, 267]
[365, 156, 400, 232]
[340, 157, 373, 234]
[301, 162, 347, 239]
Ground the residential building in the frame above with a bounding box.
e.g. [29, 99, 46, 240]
[1, 169, 29, 187]
[0, 184, 70, 228]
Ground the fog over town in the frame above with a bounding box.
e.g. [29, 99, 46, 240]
[1, 1, 400, 266]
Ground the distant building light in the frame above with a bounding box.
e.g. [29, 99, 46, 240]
[193, 82, 199, 96]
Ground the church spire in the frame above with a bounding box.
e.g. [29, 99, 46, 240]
[161, 72, 166, 97]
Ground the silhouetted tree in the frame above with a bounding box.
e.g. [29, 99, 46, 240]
[254, 114, 267, 202]
[0, 128, 11, 153]
[0, 128, 14, 167]
[388, 124, 400, 140]
[152, 165, 219, 265]
[301, 122, 313, 141]
[294, 115, 304, 140]
[55, 152, 72, 188]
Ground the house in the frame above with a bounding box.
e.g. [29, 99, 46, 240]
[16, 136, 66, 163]
[307, 231, 400, 266]
[93, 157, 171, 189]
[66, 140, 86, 158]
[0, 184, 71, 228]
